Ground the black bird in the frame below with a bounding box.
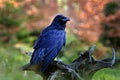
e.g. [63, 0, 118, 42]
[30, 14, 70, 72]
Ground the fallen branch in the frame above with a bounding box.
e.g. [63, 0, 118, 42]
[21, 45, 120, 80]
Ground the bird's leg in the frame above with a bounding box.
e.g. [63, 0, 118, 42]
[26, 52, 33, 56]
[56, 57, 62, 65]
[55, 55, 62, 65]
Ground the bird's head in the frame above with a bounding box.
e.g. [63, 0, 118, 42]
[51, 14, 70, 28]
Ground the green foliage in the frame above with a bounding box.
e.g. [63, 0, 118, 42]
[0, 2, 26, 27]
[93, 68, 120, 80]
[0, 44, 42, 80]
[16, 27, 40, 44]
[101, 2, 120, 49]
[0, 16, 22, 27]
[0, 1, 28, 44]
[100, 23, 120, 49]
[102, 23, 112, 31]
[103, 2, 119, 16]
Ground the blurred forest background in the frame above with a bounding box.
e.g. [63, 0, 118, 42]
[0, 0, 120, 80]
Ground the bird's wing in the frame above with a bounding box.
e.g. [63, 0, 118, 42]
[41, 47, 58, 72]
[31, 29, 65, 67]
[41, 37, 65, 72]
[34, 29, 65, 49]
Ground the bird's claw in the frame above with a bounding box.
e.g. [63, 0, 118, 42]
[56, 59, 62, 65]
[26, 52, 33, 56]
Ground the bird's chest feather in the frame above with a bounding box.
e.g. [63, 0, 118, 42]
[48, 29, 66, 45]
[48, 29, 65, 39]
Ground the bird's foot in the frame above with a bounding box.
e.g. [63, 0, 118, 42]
[26, 52, 33, 56]
[56, 59, 62, 65]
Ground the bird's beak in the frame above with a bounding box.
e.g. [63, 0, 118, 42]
[62, 17, 70, 21]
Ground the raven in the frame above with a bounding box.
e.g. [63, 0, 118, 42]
[30, 14, 70, 72]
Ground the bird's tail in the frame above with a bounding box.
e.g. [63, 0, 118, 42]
[21, 63, 41, 74]
[30, 48, 45, 64]
[41, 48, 57, 72]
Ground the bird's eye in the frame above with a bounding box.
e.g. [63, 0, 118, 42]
[61, 17, 65, 19]
[59, 17, 64, 20]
